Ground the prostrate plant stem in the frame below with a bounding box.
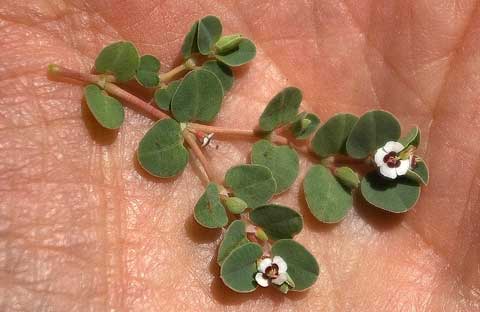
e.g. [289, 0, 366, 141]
[49, 64, 169, 120]
[187, 123, 256, 137]
[183, 129, 216, 182]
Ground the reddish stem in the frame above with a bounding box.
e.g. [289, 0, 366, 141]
[48, 64, 169, 120]
[183, 130, 216, 183]
[188, 123, 257, 137]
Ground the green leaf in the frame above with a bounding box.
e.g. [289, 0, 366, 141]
[137, 118, 188, 178]
[202, 60, 234, 92]
[194, 183, 228, 229]
[224, 197, 248, 214]
[217, 220, 248, 265]
[271, 239, 319, 291]
[171, 69, 224, 122]
[197, 15, 222, 55]
[399, 126, 420, 147]
[251, 140, 299, 193]
[225, 164, 276, 208]
[95, 41, 140, 82]
[360, 172, 421, 213]
[346, 110, 401, 159]
[289, 112, 320, 140]
[311, 113, 358, 158]
[215, 38, 256, 67]
[220, 242, 263, 293]
[181, 21, 199, 59]
[334, 166, 360, 189]
[249, 204, 303, 240]
[84, 84, 124, 129]
[303, 165, 353, 223]
[215, 34, 243, 53]
[154, 80, 181, 111]
[258, 87, 302, 132]
[405, 158, 429, 185]
[135, 55, 160, 88]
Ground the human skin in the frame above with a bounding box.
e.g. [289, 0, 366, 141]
[1, 0, 480, 311]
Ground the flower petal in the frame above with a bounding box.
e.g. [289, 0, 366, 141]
[384, 141, 404, 153]
[272, 256, 288, 274]
[255, 272, 269, 287]
[396, 159, 410, 176]
[380, 165, 397, 179]
[258, 258, 272, 273]
[374, 148, 388, 167]
[272, 273, 288, 286]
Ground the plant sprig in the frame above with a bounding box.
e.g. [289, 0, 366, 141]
[48, 15, 429, 296]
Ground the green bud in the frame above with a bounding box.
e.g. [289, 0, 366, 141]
[255, 227, 269, 242]
[285, 272, 295, 288]
[278, 283, 289, 294]
[300, 118, 312, 130]
[224, 197, 248, 214]
[215, 34, 243, 53]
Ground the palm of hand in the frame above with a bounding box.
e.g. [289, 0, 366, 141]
[1, 0, 479, 311]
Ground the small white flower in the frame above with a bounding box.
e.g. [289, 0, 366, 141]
[255, 256, 288, 287]
[374, 141, 411, 179]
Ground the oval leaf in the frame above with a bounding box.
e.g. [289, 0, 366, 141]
[220, 242, 263, 293]
[95, 41, 139, 82]
[259, 87, 302, 132]
[303, 165, 353, 223]
[251, 140, 299, 193]
[194, 183, 228, 229]
[217, 220, 248, 265]
[399, 126, 421, 147]
[360, 172, 421, 213]
[215, 38, 256, 67]
[202, 60, 234, 92]
[136, 55, 160, 88]
[181, 21, 199, 59]
[197, 15, 222, 55]
[137, 118, 189, 177]
[171, 69, 224, 122]
[84, 84, 124, 129]
[249, 204, 303, 240]
[225, 164, 276, 208]
[405, 158, 429, 185]
[271, 240, 319, 291]
[334, 166, 360, 189]
[346, 110, 401, 159]
[311, 113, 358, 158]
[289, 112, 320, 140]
[154, 80, 181, 111]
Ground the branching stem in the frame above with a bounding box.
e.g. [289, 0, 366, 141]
[183, 130, 216, 183]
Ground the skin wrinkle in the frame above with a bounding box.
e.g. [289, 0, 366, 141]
[341, 0, 430, 108]
[424, 0, 480, 157]
[0, 0, 479, 311]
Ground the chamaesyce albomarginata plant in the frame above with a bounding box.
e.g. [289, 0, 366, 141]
[47, 15, 429, 295]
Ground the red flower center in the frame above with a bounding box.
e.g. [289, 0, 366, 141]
[383, 152, 401, 168]
[264, 263, 279, 279]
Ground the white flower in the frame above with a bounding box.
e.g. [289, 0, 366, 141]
[374, 141, 411, 179]
[255, 256, 288, 287]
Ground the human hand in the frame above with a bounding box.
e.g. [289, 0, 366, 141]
[1, 1, 479, 311]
